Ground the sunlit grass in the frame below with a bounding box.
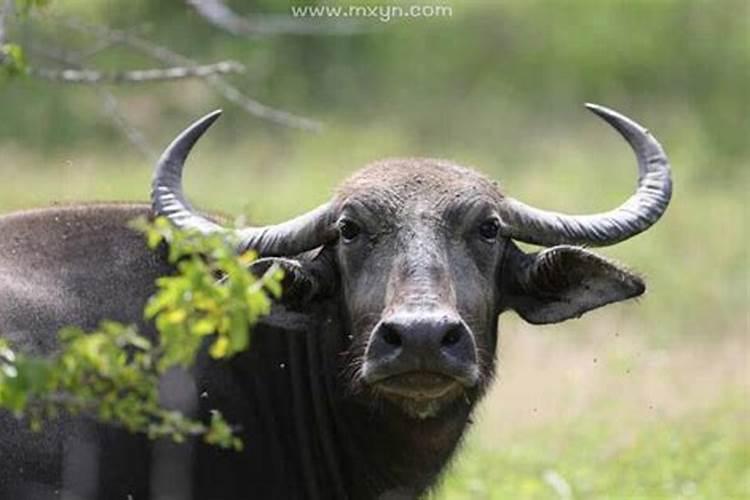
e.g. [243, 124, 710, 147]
[434, 396, 748, 499]
[431, 329, 749, 499]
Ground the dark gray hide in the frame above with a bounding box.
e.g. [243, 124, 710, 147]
[0, 105, 671, 499]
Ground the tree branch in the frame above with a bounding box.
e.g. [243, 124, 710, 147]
[0, 0, 13, 65]
[54, 15, 322, 131]
[29, 60, 245, 84]
[187, 0, 371, 36]
[0, 0, 11, 46]
[29, 43, 159, 159]
[98, 89, 159, 159]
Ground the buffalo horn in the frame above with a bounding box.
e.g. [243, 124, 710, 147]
[151, 110, 336, 256]
[497, 103, 672, 247]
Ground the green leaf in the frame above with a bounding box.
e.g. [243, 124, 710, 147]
[1, 44, 28, 79]
[16, 0, 53, 15]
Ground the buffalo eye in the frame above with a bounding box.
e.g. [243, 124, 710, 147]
[478, 218, 500, 241]
[338, 219, 361, 242]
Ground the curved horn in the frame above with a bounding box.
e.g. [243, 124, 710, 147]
[497, 103, 672, 247]
[151, 110, 337, 256]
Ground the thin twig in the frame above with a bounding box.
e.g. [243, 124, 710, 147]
[78, 37, 119, 59]
[30, 60, 244, 84]
[187, 0, 371, 36]
[78, 35, 126, 60]
[98, 89, 159, 159]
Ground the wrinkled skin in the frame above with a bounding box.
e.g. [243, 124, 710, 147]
[332, 160, 503, 416]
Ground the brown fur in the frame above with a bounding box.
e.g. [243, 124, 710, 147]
[335, 158, 504, 209]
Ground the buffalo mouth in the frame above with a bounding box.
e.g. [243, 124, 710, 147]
[373, 371, 463, 403]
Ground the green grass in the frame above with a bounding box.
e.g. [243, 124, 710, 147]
[434, 396, 749, 499]
[427, 326, 750, 500]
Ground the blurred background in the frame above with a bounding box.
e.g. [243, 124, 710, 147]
[0, 0, 747, 497]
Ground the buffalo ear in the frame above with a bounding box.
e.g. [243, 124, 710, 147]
[502, 244, 645, 324]
[248, 257, 320, 305]
[248, 248, 337, 305]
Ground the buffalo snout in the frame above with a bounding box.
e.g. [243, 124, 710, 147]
[362, 310, 479, 392]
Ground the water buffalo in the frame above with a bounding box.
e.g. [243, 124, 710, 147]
[0, 104, 671, 499]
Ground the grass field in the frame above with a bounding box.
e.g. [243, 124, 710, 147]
[433, 322, 749, 499]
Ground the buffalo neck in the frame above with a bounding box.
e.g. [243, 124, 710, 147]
[193, 301, 474, 499]
[289, 302, 473, 498]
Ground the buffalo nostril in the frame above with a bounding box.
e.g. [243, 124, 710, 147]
[441, 326, 463, 348]
[382, 326, 402, 347]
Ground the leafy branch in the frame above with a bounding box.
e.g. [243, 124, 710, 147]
[0, 217, 283, 451]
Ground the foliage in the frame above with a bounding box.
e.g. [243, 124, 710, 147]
[16, 0, 52, 15]
[0, 43, 26, 79]
[0, 217, 283, 450]
[139, 217, 282, 365]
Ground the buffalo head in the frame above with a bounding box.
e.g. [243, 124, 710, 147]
[151, 104, 671, 419]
